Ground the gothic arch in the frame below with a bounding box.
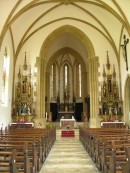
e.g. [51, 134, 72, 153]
[40, 25, 95, 59]
[36, 25, 99, 127]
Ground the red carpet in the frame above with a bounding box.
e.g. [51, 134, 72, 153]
[61, 130, 75, 137]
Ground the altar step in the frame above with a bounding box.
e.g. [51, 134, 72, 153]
[61, 130, 75, 137]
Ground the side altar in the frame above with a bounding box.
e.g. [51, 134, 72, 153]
[99, 53, 123, 121]
[12, 52, 36, 123]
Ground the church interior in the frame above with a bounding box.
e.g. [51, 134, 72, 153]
[0, 0, 130, 172]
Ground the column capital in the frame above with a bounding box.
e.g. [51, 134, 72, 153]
[87, 56, 99, 63]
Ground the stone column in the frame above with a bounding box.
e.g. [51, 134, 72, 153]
[40, 58, 45, 118]
[87, 56, 101, 127]
[82, 71, 87, 112]
[35, 57, 40, 117]
[34, 57, 46, 128]
[46, 72, 50, 115]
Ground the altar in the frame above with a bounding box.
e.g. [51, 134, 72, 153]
[60, 118, 76, 129]
[9, 122, 34, 129]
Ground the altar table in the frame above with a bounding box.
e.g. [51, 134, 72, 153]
[101, 121, 125, 128]
[60, 119, 75, 129]
[9, 122, 34, 129]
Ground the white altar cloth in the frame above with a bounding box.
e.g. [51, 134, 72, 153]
[60, 118, 76, 128]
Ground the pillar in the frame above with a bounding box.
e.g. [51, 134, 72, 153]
[87, 56, 101, 127]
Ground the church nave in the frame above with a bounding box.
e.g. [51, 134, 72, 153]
[40, 129, 99, 173]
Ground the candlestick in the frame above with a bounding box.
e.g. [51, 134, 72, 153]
[45, 112, 47, 120]
[17, 112, 18, 121]
[105, 111, 106, 121]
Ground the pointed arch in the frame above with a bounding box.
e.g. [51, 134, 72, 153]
[40, 25, 95, 60]
[36, 25, 99, 127]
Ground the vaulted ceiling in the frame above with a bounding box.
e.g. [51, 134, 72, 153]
[0, 0, 130, 62]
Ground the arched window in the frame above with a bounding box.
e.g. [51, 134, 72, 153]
[76, 63, 82, 98]
[1, 48, 9, 106]
[50, 63, 56, 100]
[64, 64, 69, 99]
[65, 64, 68, 88]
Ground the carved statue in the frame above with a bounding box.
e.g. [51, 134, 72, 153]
[28, 83, 31, 97]
[21, 104, 28, 114]
[22, 81, 26, 93]
[103, 84, 106, 96]
[17, 83, 21, 97]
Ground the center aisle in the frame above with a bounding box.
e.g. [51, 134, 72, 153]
[40, 129, 100, 173]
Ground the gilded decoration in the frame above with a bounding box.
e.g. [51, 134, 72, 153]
[99, 52, 123, 121]
[13, 52, 35, 122]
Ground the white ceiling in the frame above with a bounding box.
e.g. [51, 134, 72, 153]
[0, 0, 130, 62]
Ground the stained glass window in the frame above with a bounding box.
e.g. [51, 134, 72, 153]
[76, 63, 82, 98]
[50, 63, 56, 100]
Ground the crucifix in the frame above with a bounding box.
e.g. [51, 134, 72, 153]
[121, 35, 129, 71]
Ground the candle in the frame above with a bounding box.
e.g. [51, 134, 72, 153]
[45, 112, 47, 119]
[105, 111, 106, 121]
[17, 112, 18, 121]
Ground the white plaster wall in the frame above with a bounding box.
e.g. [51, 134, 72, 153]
[0, 30, 14, 129]
[15, 19, 120, 85]
[120, 31, 130, 100]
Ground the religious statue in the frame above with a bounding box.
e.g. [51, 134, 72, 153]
[108, 80, 112, 93]
[113, 84, 117, 97]
[103, 84, 106, 96]
[21, 104, 28, 114]
[121, 35, 129, 71]
[28, 83, 31, 97]
[17, 83, 21, 97]
[22, 81, 26, 93]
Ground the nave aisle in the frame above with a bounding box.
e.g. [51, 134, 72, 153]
[39, 129, 100, 173]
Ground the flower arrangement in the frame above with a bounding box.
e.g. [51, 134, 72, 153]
[66, 125, 70, 130]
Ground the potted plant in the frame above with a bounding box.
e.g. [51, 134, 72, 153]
[66, 125, 70, 131]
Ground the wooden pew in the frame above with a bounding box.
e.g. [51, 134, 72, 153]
[0, 126, 56, 172]
[79, 127, 130, 173]
[107, 143, 130, 173]
[0, 147, 31, 173]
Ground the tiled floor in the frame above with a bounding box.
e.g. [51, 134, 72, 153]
[39, 129, 100, 173]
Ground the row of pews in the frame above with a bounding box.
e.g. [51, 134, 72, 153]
[0, 126, 56, 173]
[79, 127, 130, 173]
